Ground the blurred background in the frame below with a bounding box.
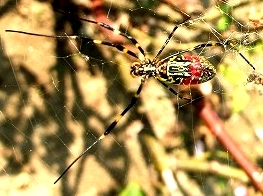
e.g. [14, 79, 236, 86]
[0, 0, 263, 195]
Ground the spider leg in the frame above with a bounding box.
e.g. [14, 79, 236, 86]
[104, 79, 144, 135]
[236, 51, 255, 70]
[157, 79, 191, 100]
[55, 10, 146, 57]
[83, 38, 139, 59]
[54, 79, 145, 184]
[153, 12, 191, 61]
[5, 30, 140, 60]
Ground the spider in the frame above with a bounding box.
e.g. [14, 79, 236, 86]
[6, 9, 256, 184]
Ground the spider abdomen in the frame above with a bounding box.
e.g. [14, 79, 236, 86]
[157, 55, 216, 85]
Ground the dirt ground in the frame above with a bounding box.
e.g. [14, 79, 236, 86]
[0, 0, 263, 195]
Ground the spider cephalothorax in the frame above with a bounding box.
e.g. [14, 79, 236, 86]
[130, 58, 158, 78]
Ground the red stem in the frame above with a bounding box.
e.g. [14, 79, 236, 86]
[194, 98, 263, 193]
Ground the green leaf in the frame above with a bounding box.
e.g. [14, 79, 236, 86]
[119, 182, 146, 196]
[218, 64, 250, 113]
[217, 4, 232, 32]
[231, 86, 250, 113]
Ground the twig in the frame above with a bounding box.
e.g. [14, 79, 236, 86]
[194, 97, 263, 193]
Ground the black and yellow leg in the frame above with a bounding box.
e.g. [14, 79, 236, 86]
[5, 30, 141, 60]
[158, 79, 191, 100]
[54, 79, 145, 184]
[104, 79, 144, 135]
[55, 10, 146, 57]
[91, 39, 139, 59]
[153, 14, 191, 61]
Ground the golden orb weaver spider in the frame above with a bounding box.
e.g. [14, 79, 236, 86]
[6, 9, 256, 184]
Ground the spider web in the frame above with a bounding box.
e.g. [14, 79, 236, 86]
[0, 0, 263, 195]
